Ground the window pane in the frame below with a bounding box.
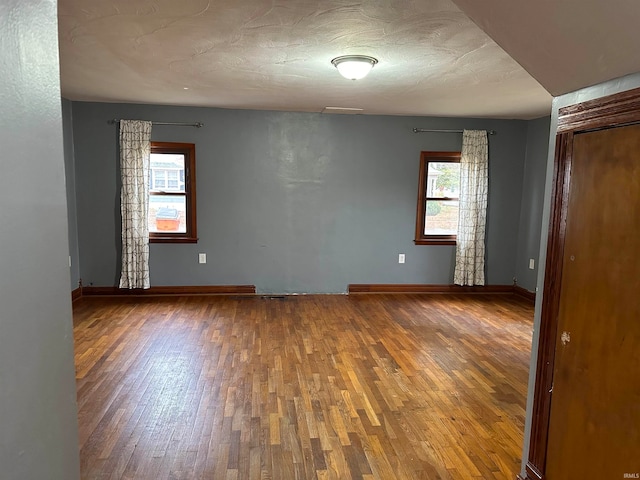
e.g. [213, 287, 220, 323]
[149, 195, 186, 233]
[167, 170, 179, 189]
[424, 200, 458, 235]
[153, 171, 166, 190]
[426, 162, 460, 198]
[150, 153, 185, 192]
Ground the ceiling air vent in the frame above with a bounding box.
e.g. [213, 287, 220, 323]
[321, 106, 364, 114]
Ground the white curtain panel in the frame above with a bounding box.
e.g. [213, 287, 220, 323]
[454, 130, 488, 286]
[118, 120, 152, 289]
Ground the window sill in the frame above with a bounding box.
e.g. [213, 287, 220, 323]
[414, 238, 456, 246]
[150, 236, 198, 244]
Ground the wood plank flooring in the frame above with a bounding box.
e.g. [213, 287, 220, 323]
[73, 294, 533, 480]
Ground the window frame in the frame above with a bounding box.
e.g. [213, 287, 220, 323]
[149, 141, 198, 243]
[414, 151, 461, 246]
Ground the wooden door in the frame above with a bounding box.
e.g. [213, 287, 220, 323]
[545, 125, 640, 478]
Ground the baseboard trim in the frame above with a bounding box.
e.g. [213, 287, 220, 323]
[349, 284, 512, 294]
[71, 287, 82, 302]
[513, 285, 536, 302]
[74, 283, 534, 301]
[349, 283, 536, 302]
[81, 285, 257, 297]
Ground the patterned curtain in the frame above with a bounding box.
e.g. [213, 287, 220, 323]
[454, 130, 488, 286]
[118, 120, 152, 289]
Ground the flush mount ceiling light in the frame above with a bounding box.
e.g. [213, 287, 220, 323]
[331, 55, 378, 80]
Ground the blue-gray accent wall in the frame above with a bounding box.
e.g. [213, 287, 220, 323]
[0, 1, 80, 477]
[62, 98, 81, 290]
[515, 116, 551, 292]
[69, 101, 542, 294]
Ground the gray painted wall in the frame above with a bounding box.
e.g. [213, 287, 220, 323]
[515, 116, 551, 292]
[0, 1, 81, 478]
[62, 98, 81, 290]
[71, 101, 529, 293]
[519, 71, 640, 478]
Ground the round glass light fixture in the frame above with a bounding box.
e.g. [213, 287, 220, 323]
[331, 55, 378, 80]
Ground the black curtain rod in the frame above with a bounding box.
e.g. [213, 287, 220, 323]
[413, 128, 496, 135]
[108, 119, 204, 128]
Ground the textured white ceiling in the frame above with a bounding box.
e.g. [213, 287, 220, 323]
[452, 0, 640, 97]
[58, 0, 552, 119]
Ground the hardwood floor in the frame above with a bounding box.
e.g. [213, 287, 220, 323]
[73, 294, 533, 480]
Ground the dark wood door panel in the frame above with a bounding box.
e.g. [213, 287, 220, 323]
[546, 125, 640, 479]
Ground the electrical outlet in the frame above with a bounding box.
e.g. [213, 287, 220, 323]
[198, 253, 206, 264]
[529, 258, 535, 270]
[398, 253, 405, 264]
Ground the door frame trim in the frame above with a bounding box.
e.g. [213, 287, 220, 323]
[524, 85, 640, 480]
